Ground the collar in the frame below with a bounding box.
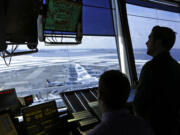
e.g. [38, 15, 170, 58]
[153, 52, 171, 61]
[102, 108, 129, 122]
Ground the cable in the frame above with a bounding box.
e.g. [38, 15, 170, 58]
[54, 34, 58, 42]
[47, 37, 52, 42]
[61, 34, 63, 43]
[2, 50, 12, 67]
[1, 45, 19, 67]
[52, 32, 56, 42]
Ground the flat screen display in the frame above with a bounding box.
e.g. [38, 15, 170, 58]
[5, 0, 39, 43]
[45, 0, 82, 32]
[0, 112, 18, 135]
[23, 101, 59, 135]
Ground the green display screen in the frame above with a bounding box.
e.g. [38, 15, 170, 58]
[23, 101, 59, 135]
[45, 0, 82, 32]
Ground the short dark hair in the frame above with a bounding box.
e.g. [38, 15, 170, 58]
[98, 70, 130, 110]
[152, 26, 176, 50]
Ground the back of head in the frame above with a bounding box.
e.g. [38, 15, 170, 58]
[98, 70, 130, 110]
[152, 26, 176, 51]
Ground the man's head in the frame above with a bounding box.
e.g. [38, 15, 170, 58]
[146, 26, 176, 56]
[98, 70, 130, 112]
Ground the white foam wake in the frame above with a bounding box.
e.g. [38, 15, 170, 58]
[75, 63, 98, 84]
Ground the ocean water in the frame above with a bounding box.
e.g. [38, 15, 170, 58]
[134, 48, 180, 61]
[1, 48, 180, 102]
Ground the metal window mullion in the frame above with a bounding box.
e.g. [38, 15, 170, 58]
[111, 0, 131, 84]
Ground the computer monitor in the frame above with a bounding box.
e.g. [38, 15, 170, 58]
[22, 100, 59, 135]
[45, 0, 82, 32]
[0, 110, 18, 135]
[6, 0, 39, 43]
[0, 88, 21, 115]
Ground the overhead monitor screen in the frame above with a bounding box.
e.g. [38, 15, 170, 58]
[5, 0, 39, 43]
[45, 0, 82, 32]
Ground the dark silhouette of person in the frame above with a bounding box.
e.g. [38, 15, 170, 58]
[86, 70, 154, 135]
[134, 26, 180, 135]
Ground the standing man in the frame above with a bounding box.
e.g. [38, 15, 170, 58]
[134, 26, 180, 135]
[87, 70, 154, 135]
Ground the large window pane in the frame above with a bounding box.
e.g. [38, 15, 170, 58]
[127, 4, 180, 77]
[0, 37, 119, 102]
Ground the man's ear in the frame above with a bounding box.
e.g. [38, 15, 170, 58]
[155, 39, 162, 47]
[98, 92, 101, 100]
[154, 39, 163, 52]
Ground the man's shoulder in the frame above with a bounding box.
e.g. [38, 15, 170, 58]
[118, 116, 154, 135]
[86, 115, 154, 135]
[170, 56, 180, 67]
[122, 115, 150, 127]
[86, 122, 108, 135]
[140, 60, 153, 77]
[143, 60, 153, 68]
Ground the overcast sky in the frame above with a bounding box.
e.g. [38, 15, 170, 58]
[127, 4, 180, 49]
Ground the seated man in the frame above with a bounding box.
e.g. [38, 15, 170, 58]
[86, 70, 154, 135]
